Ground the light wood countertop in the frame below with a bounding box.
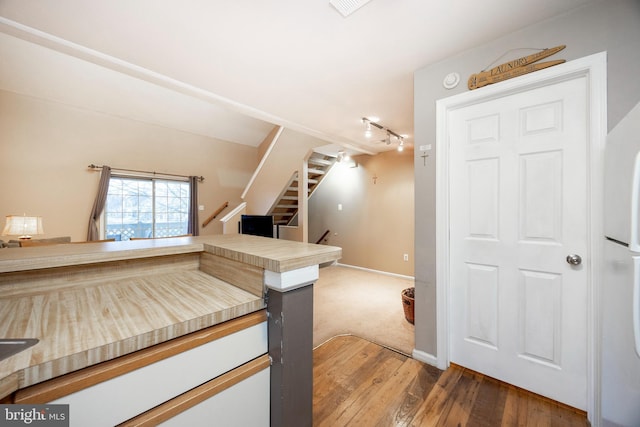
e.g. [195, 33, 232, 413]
[0, 234, 342, 274]
[0, 235, 341, 400]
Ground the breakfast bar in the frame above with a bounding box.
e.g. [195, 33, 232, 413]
[0, 235, 341, 426]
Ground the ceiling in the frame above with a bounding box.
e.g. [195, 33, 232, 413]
[0, 0, 594, 155]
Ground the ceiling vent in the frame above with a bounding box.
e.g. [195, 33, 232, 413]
[329, 0, 372, 17]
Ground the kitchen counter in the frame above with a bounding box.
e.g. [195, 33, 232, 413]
[0, 235, 341, 401]
[0, 234, 342, 274]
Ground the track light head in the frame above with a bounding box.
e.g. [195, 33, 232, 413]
[362, 118, 373, 138]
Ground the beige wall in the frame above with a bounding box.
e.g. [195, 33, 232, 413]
[0, 90, 258, 241]
[309, 148, 414, 276]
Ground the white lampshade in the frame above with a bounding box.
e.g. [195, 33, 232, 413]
[1, 215, 44, 239]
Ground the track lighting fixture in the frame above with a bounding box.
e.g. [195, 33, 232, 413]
[335, 150, 357, 168]
[361, 117, 407, 151]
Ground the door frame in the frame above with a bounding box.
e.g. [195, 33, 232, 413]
[435, 52, 607, 421]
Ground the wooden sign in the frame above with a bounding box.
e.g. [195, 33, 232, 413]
[468, 45, 566, 90]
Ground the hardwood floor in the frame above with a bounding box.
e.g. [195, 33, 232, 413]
[313, 335, 588, 427]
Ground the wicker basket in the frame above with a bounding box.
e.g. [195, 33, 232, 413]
[401, 287, 415, 324]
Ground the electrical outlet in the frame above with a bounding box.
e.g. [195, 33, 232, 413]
[403, 254, 409, 262]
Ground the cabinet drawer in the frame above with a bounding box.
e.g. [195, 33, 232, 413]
[122, 355, 270, 427]
[163, 363, 269, 427]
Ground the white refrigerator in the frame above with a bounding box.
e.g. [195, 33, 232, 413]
[602, 101, 640, 427]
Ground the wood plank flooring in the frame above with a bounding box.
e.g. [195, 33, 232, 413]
[313, 335, 588, 427]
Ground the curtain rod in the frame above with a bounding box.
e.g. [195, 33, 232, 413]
[88, 164, 204, 182]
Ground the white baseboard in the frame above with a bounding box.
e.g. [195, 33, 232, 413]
[412, 349, 439, 367]
[335, 262, 415, 280]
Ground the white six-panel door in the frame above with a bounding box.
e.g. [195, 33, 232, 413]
[448, 75, 589, 410]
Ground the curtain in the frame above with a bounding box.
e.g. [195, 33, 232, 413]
[86, 166, 111, 241]
[188, 176, 199, 236]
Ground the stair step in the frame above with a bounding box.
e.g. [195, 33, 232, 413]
[266, 154, 337, 225]
[293, 177, 319, 184]
[308, 157, 334, 167]
[286, 188, 310, 194]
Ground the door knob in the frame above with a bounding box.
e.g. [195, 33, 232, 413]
[566, 254, 582, 266]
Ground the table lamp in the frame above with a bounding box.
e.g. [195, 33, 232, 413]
[1, 215, 44, 240]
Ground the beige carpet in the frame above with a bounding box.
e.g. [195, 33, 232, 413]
[313, 264, 415, 356]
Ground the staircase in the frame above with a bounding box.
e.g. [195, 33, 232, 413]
[268, 151, 337, 226]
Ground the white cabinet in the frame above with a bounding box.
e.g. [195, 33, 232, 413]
[52, 321, 267, 427]
[14, 312, 269, 427]
[158, 363, 270, 427]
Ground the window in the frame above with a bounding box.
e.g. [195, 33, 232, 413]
[104, 176, 191, 241]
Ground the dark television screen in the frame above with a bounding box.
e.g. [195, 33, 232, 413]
[240, 215, 274, 238]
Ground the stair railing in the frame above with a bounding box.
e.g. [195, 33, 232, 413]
[202, 201, 229, 228]
[315, 229, 331, 244]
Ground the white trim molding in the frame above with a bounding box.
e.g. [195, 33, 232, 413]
[264, 265, 319, 292]
[412, 349, 438, 367]
[336, 263, 415, 280]
[219, 202, 247, 223]
[241, 126, 284, 200]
